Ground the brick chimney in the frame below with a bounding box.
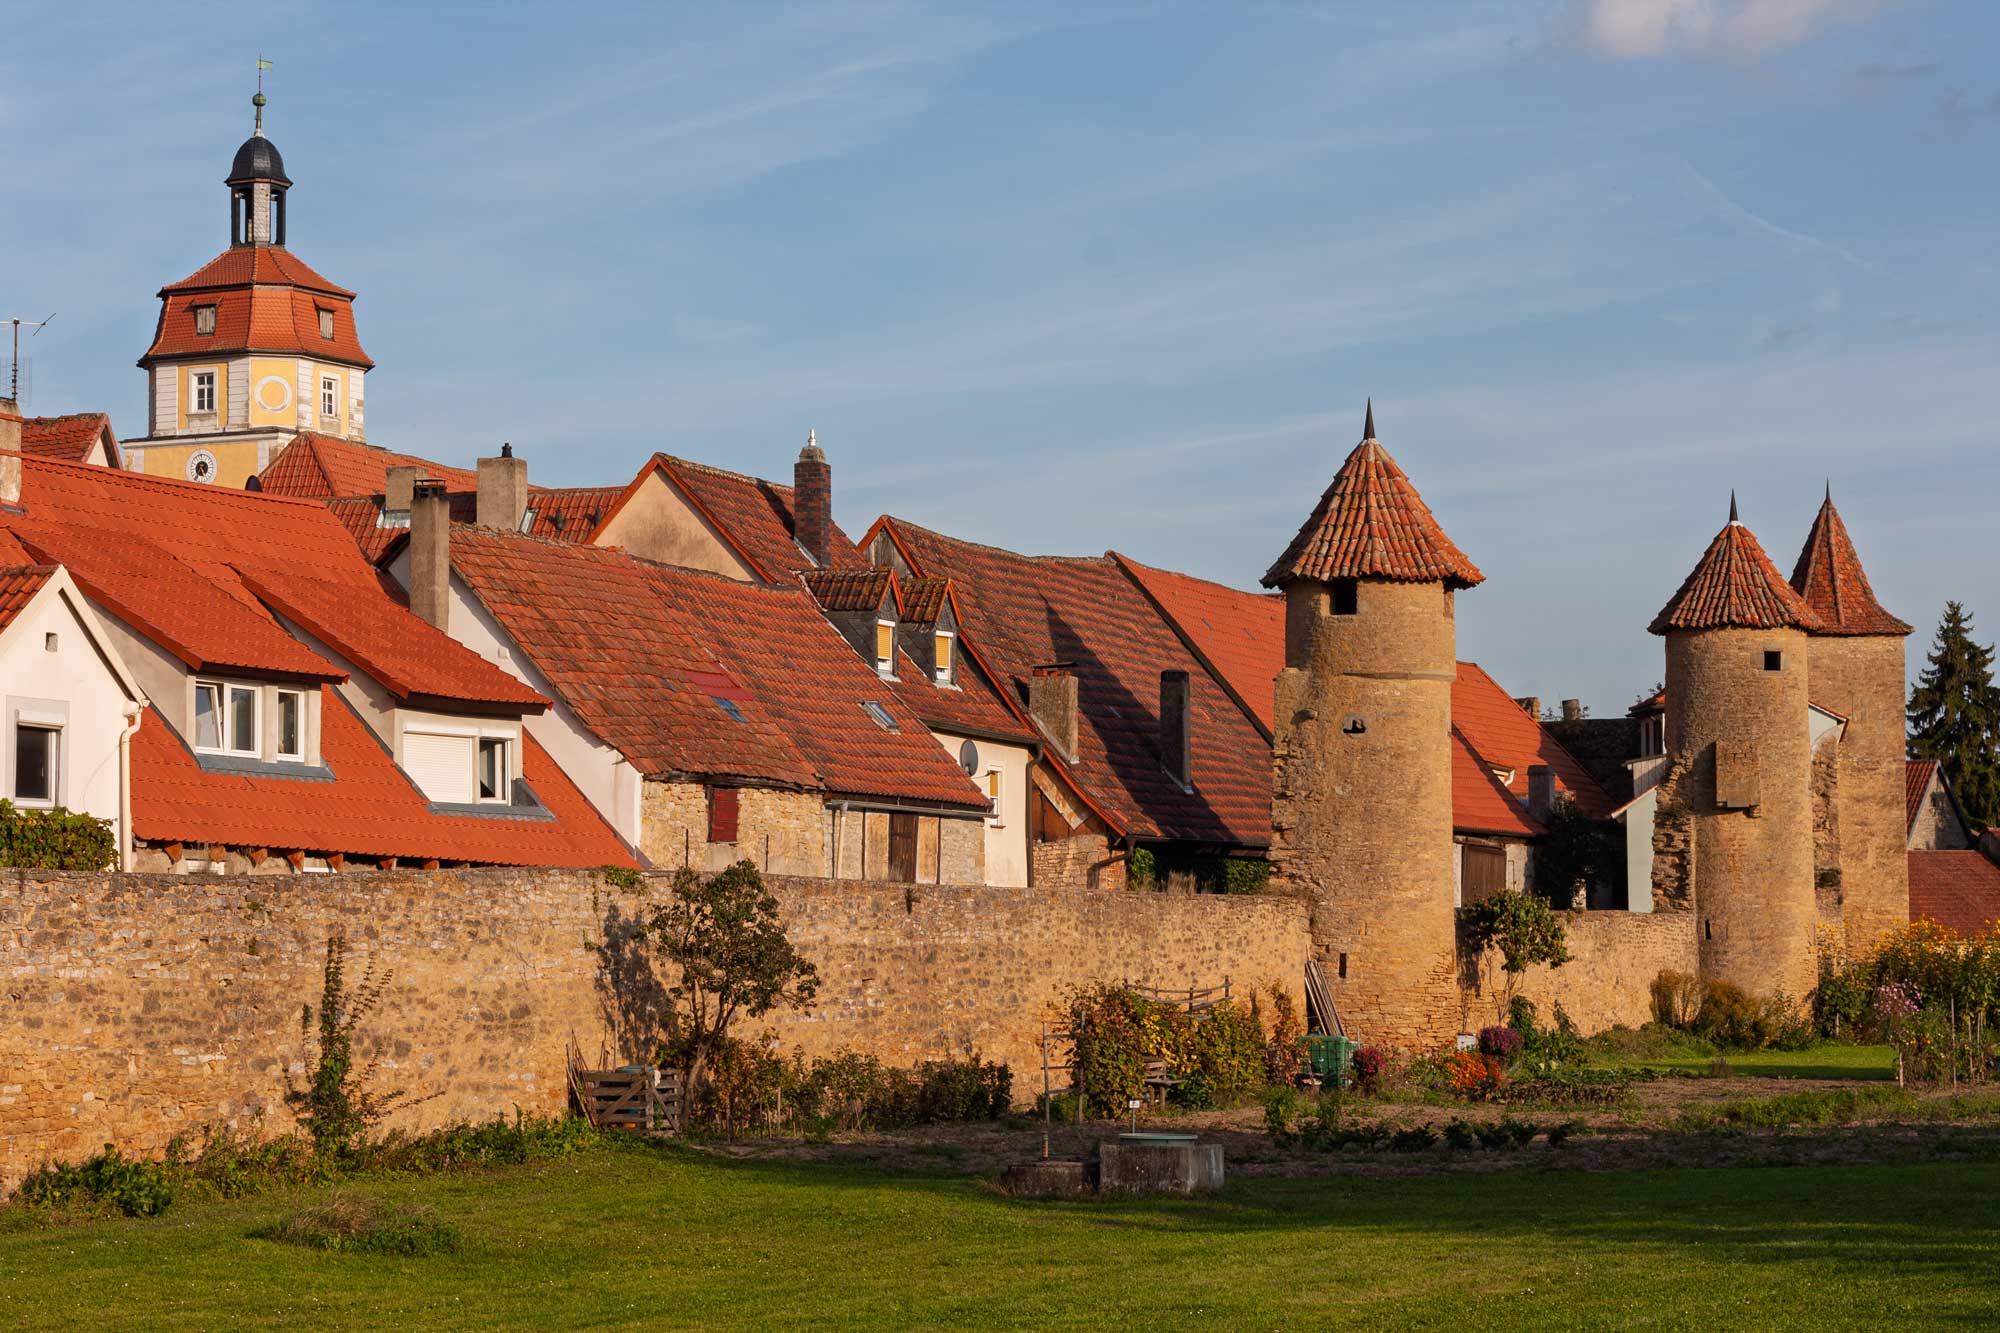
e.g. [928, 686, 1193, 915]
[476, 443, 528, 530]
[1515, 696, 1542, 720]
[408, 480, 451, 630]
[793, 429, 832, 568]
[1560, 698, 1583, 723]
[1160, 669, 1192, 788]
[1527, 764, 1557, 822]
[384, 464, 422, 515]
[0, 397, 21, 507]
[1029, 663, 1079, 762]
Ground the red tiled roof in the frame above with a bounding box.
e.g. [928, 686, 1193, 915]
[899, 576, 952, 625]
[21, 413, 117, 466]
[130, 690, 634, 868]
[449, 528, 988, 810]
[1117, 554, 1285, 735]
[653, 454, 868, 583]
[1908, 851, 2000, 936]
[1452, 729, 1543, 837]
[1453, 663, 1615, 819]
[526, 487, 621, 542]
[0, 563, 57, 635]
[1263, 434, 1483, 590]
[1650, 516, 1821, 635]
[144, 249, 370, 367]
[1908, 760, 1940, 836]
[1790, 495, 1912, 637]
[801, 567, 894, 613]
[875, 519, 1274, 844]
[258, 433, 482, 500]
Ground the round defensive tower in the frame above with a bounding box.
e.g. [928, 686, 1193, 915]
[1788, 486, 1913, 953]
[1651, 497, 1822, 1000]
[1262, 404, 1482, 1048]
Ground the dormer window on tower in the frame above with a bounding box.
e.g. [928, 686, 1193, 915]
[318, 308, 335, 340]
[193, 304, 217, 336]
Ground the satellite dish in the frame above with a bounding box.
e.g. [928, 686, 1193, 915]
[958, 739, 979, 775]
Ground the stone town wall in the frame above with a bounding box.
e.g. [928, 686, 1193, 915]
[1808, 636, 1912, 951]
[1464, 909, 1699, 1035]
[0, 867, 1305, 1183]
[1031, 833, 1127, 891]
[640, 781, 830, 877]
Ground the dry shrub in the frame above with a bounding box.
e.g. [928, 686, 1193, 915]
[255, 1192, 460, 1257]
[1651, 970, 1703, 1028]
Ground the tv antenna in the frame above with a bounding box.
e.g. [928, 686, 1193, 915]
[6, 314, 55, 404]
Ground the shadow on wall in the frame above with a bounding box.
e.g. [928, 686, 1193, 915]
[589, 897, 678, 1067]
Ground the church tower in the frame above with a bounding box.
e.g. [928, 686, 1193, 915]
[1652, 497, 1822, 1000]
[1263, 405, 1483, 1047]
[122, 86, 372, 487]
[1789, 487, 1912, 952]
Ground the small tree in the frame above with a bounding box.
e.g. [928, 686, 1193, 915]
[1531, 795, 1618, 908]
[285, 934, 415, 1159]
[640, 861, 818, 1090]
[1908, 601, 2000, 829]
[1459, 892, 1571, 1012]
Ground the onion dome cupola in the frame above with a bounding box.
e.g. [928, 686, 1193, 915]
[1788, 484, 1912, 637]
[1649, 493, 1821, 635]
[227, 88, 293, 247]
[1261, 400, 1484, 591]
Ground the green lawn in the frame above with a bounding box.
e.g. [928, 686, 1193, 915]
[1595, 1042, 1898, 1081]
[1, 1142, 1995, 1330]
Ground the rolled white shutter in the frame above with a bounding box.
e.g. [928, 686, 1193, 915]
[403, 732, 474, 804]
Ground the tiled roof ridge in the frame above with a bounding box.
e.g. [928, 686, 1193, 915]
[160, 246, 356, 298]
[1789, 495, 1912, 637]
[881, 515, 1119, 569]
[1261, 435, 1485, 590]
[655, 451, 794, 494]
[27, 453, 330, 511]
[23, 411, 108, 426]
[1649, 515, 1822, 635]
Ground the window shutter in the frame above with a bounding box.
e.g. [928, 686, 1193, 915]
[708, 786, 740, 843]
[404, 732, 475, 804]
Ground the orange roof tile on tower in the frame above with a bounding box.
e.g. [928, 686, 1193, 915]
[1789, 486, 1912, 637]
[1262, 403, 1483, 590]
[143, 248, 372, 368]
[1649, 495, 1822, 635]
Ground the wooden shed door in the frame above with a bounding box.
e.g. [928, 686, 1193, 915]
[1461, 844, 1507, 905]
[888, 813, 919, 883]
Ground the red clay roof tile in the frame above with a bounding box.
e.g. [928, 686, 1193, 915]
[1908, 850, 2000, 936]
[1650, 515, 1821, 635]
[1789, 494, 1912, 637]
[653, 454, 868, 582]
[800, 567, 894, 613]
[1452, 729, 1543, 837]
[258, 433, 481, 500]
[20, 413, 117, 465]
[0, 563, 57, 635]
[1908, 759, 1940, 836]
[144, 249, 371, 367]
[1263, 430, 1483, 590]
[898, 576, 952, 625]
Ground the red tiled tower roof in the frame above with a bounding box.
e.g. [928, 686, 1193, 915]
[142, 248, 372, 368]
[1649, 501, 1821, 635]
[1789, 491, 1911, 637]
[1262, 408, 1483, 591]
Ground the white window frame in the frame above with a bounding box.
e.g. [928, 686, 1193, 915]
[194, 680, 260, 757]
[11, 718, 62, 808]
[191, 370, 217, 415]
[934, 630, 956, 685]
[321, 375, 340, 420]
[983, 766, 1003, 827]
[275, 689, 304, 761]
[875, 619, 896, 677]
[402, 722, 518, 805]
[476, 735, 513, 804]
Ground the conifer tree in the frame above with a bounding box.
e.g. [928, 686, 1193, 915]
[1907, 601, 2000, 829]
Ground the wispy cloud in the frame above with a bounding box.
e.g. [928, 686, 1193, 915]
[1573, 0, 1886, 61]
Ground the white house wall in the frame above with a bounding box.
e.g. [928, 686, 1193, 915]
[0, 584, 140, 838]
[929, 728, 1031, 887]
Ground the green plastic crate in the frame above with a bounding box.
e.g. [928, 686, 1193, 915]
[1301, 1034, 1356, 1086]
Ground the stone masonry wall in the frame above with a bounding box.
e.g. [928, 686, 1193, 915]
[0, 867, 1305, 1183]
[1466, 909, 1699, 1035]
[1808, 636, 1912, 951]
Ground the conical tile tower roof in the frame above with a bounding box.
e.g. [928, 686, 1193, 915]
[1649, 498, 1822, 635]
[1261, 404, 1483, 590]
[1789, 488, 1911, 636]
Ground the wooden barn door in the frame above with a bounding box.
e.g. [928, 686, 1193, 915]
[1460, 844, 1507, 905]
[888, 813, 919, 883]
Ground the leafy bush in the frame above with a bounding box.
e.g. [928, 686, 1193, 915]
[1389, 1124, 1439, 1152]
[1351, 1046, 1388, 1091]
[254, 1194, 460, 1257]
[1059, 983, 1267, 1116]
[685, 1039, 1012, 1136]
[1692, 982, 1812, 1051]
[1473, 1118, 1538, 1150]
[1478, 1025, 1524, 1060]
[1263, 1086, 1305, 1147]
[1459, 893, 1572, 975]
[0, 800, 116, 870]
[1442, 1118, 1478, 1150]
[369, 1112, 599, 1173]
[1510, 997, 1586, 1068]
[1546, 1119, 1591, 1147]
[16, 1145, 175, 1217]
[1260, 985, 1305, 1087]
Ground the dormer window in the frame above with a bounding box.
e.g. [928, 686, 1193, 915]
[477, 737, 511, 802]
[317, 307, 335, 340]
[194, 680, 259, 756]
[193, 304, 217, 336]
[276, 689, 304, 760]
[934, 630, 956, 685]
[403, 725, 517, 805]
[875, 620, 896, 676]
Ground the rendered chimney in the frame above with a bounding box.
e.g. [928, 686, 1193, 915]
[476, 443, 529, 530]
[408, 480, 451, 630]
[0, 397, 20, 507]
[1560, 698, 1583, 723]
[384, 464, 422, 514]
[1160, 669, 1192, 789]
[1029, 663, 1079, 762]
[1527, 764, 1557, 822]
[794, 428, 832, 568]
[1515, 696, 1542, 720]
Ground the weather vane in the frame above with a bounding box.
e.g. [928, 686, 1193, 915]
[254, 56, 272, 133]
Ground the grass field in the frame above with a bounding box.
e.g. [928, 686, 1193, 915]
[1, 1141, 1995, 1330]
[1593, 1043, 1899, 1081]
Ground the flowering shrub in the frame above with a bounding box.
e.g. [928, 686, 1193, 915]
[1351, 1045, 1388, 1091]
[1445, 1050, 1506, 1099]
[1477, 1025, 1524, 1060]
[1874, 980, 1920, 1024]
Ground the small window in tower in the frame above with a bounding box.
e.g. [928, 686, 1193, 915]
[321, 376, 340, 420]
[191, 371, 217, 415]
[1330, 578, 1359, 616]
[317, 307, 335, 340]
[193, 304, 217, 336]
[1763, 650, 1784, 673]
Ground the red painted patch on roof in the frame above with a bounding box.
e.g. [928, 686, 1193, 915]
[1789, 495, 1911, 637]
[1650, 519, 1821, 635]
[144, 249, 371, 367]
[130, 690, 633, 868]
[21, 413, 116, 465]
[1263, 436, 1482, 590]
[1908, 850, 2000, 936]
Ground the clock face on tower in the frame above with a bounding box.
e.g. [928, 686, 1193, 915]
[187, 449, 218, 484]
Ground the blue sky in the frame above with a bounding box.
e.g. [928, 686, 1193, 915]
[7, 0, 1997, 711]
